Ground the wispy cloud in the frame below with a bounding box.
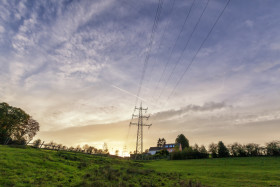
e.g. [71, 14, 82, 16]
[1, 0, 280, 148]
[153, 102, 229, 121]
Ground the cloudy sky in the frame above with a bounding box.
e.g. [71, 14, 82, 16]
[1, 0, 280, 154]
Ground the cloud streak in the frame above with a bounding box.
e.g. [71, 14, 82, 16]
[0, 0, 280, 149]
[153, 102, 229, 120]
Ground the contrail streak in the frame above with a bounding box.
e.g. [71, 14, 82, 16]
[111, 85, 147, 102]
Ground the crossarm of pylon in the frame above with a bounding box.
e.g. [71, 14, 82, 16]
[132, 114, 138, 118]
[143, 124, 152, 127]
[130, 122, 138, 126]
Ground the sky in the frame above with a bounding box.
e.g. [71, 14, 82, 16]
[1, 0, 280, 154]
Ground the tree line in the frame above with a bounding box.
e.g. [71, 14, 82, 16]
[32, 139, 110, 155]
[170, 134, 280, 160]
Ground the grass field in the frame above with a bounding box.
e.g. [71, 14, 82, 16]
[0, 145, 194, 186]
[1, 145, 280, 186]
[143, 157, 280, 187]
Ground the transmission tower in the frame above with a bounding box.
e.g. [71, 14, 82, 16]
[130, 102, 152, 154]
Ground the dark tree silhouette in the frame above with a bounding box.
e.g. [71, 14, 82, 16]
[266, 141, 280, 156]
[157, 138, 166, 147]
[0, 102, 39, 144]
[175, 134, 189, 149]
[218, 141, 229, 157]
[209, 143, 218, 158]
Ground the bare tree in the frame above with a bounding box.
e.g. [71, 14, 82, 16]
[33, 139, 41, 148]
[103, 142, 109, 154]
[49, 141, 57, 150]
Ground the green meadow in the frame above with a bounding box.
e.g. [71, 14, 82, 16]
[1, 145, 280, 186]
[0, 145, 194, 186]
[144, 157, 280, 187]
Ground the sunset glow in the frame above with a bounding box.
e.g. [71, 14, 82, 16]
[1, 0, 280, 152]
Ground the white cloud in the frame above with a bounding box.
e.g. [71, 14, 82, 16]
[1, 0, 280, 147]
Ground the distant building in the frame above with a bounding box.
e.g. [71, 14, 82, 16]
[148, 147, 162, 155]
[148, 143, 182, 155]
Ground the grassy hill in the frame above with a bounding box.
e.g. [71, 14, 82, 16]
[0, 145, 195, 186]
[1, 145, 280, 186]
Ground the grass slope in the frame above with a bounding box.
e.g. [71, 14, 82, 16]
[143, 157, 280, 187]
[1, 145, 280, 186]
[0, 145, 194, 186]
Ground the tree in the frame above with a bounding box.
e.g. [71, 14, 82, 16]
[115, 150, 119, 156]
[76, 145, 82, 152]
[157, 138, 166, 147]
[266, 141, 280, 156]
[33, 139, 41, 148]
[83, 144, 90, 153]
[209, 143, 218, 158]
[175, 134, 189, 150]
[228, 142, 241, 157]
[12, 118, 39, 144]
[0, 102, 39, 144]
[218, 141, 229, 157]
[199, 145, 208, 155]
[103, 142, 109, 154]
[57, 144, 63, 150]
[245, 143, 260, 156]
[0, 102, 29, 144]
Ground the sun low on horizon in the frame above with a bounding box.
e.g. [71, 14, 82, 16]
[1, 0, 280, 154]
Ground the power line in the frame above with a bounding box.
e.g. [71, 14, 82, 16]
[129, 0, 163, 154]
[152, 0, 196, 99]
[156, 0, 210, 101]
[134, 0, 164, 106]
[167, 0, 231, 100]
[145, 0, 176, 84]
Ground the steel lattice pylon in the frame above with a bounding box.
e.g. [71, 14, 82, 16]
[130, 102, 152, 154]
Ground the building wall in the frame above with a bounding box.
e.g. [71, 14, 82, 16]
[148, 150, 157, 155]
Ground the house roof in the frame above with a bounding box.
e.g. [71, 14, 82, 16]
[149, 147, 162, 151]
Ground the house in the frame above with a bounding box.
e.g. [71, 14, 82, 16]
[163, 143, 182, 153]
[148, 143, 182, 155]
[148, 147, 162, 155]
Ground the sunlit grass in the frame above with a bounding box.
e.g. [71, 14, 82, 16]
[0, 145, 195, 186]
[143, 157, 280, 187]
